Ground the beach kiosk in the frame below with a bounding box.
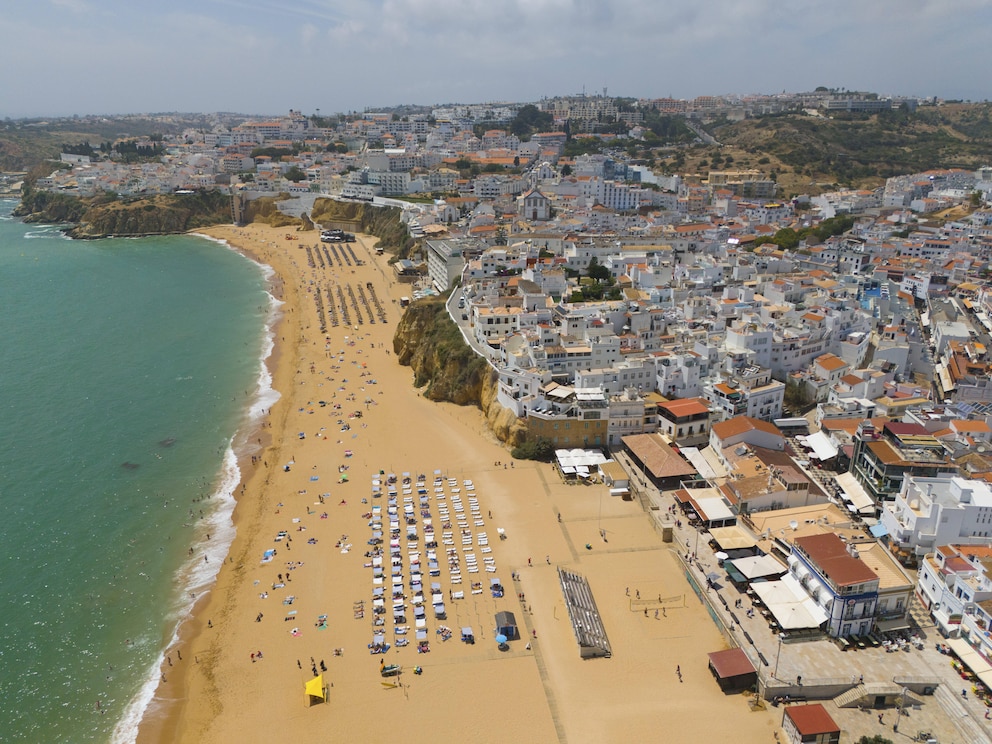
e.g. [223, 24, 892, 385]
[305, 674, 327, 706]
[707, 648, 757, 694]
[495, 611, 518, 641]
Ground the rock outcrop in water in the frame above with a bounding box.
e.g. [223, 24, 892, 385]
[392, 298, 526, 447]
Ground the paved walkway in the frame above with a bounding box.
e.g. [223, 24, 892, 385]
[616, 453, 992, 743]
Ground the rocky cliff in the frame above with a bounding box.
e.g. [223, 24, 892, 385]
[310, 199, 411, 255]
[15, 188, 232, 238]
[393, 299, 526, 447]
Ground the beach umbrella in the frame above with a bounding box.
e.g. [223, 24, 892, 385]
[714, 551, 729, 561]
[495, 634, 508, 645]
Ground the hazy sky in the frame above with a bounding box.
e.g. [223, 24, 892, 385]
[3, 0, 990, 118]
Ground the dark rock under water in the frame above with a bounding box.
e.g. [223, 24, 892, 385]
[158, 437, 177, 448]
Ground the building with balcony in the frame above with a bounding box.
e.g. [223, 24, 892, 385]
[789, 533, 880, 638]
[656, 397, 712, 447]
[703, 366, 785, 422]
[917, 544, 992, 639]
[606, 390, 659, 447]
[526, 386, 608, 449]
[881, 475, 992, 566]
[849, 421, 956, 510]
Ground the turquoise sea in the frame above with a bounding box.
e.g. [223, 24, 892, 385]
[0, 200, 277, 742]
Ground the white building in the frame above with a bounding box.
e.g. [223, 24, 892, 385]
[881, 475, 992, 563]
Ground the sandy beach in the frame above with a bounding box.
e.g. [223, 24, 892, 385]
[135, 223, 778, 743]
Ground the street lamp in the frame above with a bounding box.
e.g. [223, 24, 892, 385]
[893, 686, 908, 733]
[773, 633, 783, 680]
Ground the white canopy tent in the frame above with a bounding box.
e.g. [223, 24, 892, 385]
[556, 449, 609, 476]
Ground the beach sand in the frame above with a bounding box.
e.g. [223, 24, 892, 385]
[136, 223, 778, 743]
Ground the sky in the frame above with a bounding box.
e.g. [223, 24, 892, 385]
[2, 0, 991, 118]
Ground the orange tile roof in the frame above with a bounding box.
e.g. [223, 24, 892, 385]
[815, 354, 848, 373]
[711, 416, 782, 440]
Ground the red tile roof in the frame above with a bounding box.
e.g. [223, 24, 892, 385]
[711, 416, 782, 440]
[794, 533, 877, 587]
[785, 704, 840, 735]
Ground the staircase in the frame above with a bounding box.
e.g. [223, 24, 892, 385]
[833, 684, 868, 708]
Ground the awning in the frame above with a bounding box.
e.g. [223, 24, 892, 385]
[869, 522, 888, 538]
[728, 555, 787, 580]
[305, 674, 324, 698]
[835, 472, 875, 514]
[709, 525, 759, 550]
[750, 574, 828, 630]
[679, 446, 720, 480]
[803, 431, 839, 460]
[947, 638, 992, 689]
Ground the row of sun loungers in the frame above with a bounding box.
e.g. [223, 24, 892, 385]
[366, 473, 496, 653]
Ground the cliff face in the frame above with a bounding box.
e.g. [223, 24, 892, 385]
[244, 195, 301, 228]
[310, 199, 410, 254]
[15, 189, 232, 238]
[393, 299, 526, 447]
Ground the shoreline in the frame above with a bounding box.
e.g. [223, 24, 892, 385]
[119, 230, 294, 742]
[131, 226, 301, 743]
[135, 223, 777, 744]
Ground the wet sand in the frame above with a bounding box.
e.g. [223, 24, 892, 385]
[136, 223, 777, 743]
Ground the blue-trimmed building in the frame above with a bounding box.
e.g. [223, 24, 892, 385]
[789, 533, 880, 638]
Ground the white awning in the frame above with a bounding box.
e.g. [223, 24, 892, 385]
[750, 574, 828, 630]
[729, 555, 787, 580]
[680, 447, 719, 480]
[947, 638, 992, 690]
[804, 431, 839, 461]
[835, 472, 875, 513]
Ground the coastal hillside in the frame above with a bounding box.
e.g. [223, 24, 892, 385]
[309, 198, 412, 255]
[14, 188, 232, 238]
[392, 298, 526, 446]
[699, 102, 992, 194]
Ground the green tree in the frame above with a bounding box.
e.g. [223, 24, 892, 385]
[510, 104, 553, 139]
[283, 166, 307, 182]
[587, 256, 612, 282]
[511, 437, 555, 461]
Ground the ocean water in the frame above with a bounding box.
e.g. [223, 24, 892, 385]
[0, 200, 277, 742]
